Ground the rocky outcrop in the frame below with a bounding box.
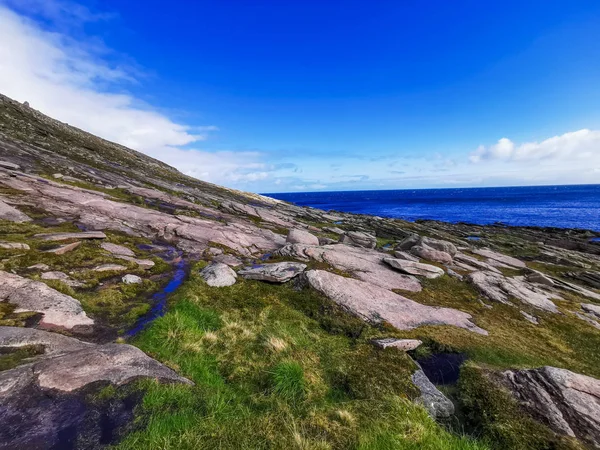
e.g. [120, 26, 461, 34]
[372, 338, 423, 351]
[0, 198, 31, 222]
[339, 231, 377, 249]
[239, 262, 307, 283]
[397, 235, 457, 264]
[411, 244, 453, 264]
[303, 270, 487, 334]
[468, 271, 560, 312]
[412, 368, 455, 419]
[472, 248, 527, 269]
[276, 243, 422, 292]
[0, 271, 93, 329]
[383, 258, 445, 279]
[502, 366, 600, 447]
[200, 262, 238, 287]
[286, 229, 319, 246]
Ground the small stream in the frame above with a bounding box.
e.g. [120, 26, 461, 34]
[124, 246, 189, 338]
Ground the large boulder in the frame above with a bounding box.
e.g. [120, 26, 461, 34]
[200, 262, 237, 287]
[468, 271, 559, 312]
[383, 258, 445, 279]
[502, 366, 600, 447]
[238, 262, 307, 283]
[339, 231, 377, 249]
[286, 229, 319, 246]
[303, 270, 487, 334]
[0, 271, 93, 329]
[421, 237, 458, 257]
[411, 244, 453, 265]
[396, 234, 421, 251]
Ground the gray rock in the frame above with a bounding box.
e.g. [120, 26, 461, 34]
[383, 258, 445, 279]
[100, 242, 135, 257]
[0, 326, 92, 355]
[473, 248, 527, 269]
[0, 241, 30, 250]
[393, 250, 420, 262]
[114, 255, 155, 269]
[45, 241, 81, 255]
[323, 226, 345, 235]
[122, 274, 142, 284]
[287, 229, 319, 246]
[372, 338, 422, 351]
[276, 243, 422, 292]
[446, 268, 464, 281]
[213, 253, 243, 267]
[318, 237, 337, 245]
[502, 366, 600, 447]
[0, 271, 93, 328]
[411, 244, 453, 264]
[93, 264, 127, 272]
[200, 262, 237, 287]
[0, 199, 31, 223]
[304, 270, 487, 334]
[521, 311, 539, 325]
[421, 237, 458, 257]
[41, 271, 83, 287]
[396, 233, 421, 251]
[28, 263, 50, 271]
[0, 160, 20, 170]
[412, 368, 455, 418]
[453, 252, 502, 274]
[239, 262, 307, 283]
[339, 231, 377, 249]
[206, 247, 223, 256]
[527, 271, 554, 286]
[34, 231, 107, 241]
[468, 271, 559, 312]
[52, 173, 63, 179]
[582, 303, 600, 319]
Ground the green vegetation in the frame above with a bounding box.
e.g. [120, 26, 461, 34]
[0, 344, 44, 371]
[117, 273, 485, 449]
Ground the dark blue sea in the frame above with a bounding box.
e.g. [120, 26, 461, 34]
[264, 184, 600, 232]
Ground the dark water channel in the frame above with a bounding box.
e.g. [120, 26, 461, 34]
[416, 352, 468, 385]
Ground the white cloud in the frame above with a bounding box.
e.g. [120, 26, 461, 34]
[0, 2, 274, 188]
[470, 129, 600, 163]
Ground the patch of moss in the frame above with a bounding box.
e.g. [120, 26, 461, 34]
[0, 344, 45, 371]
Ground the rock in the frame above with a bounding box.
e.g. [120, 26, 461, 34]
[521, 311, 539, 324]
[0, 199, 31, 223]
[339, 231, 377, 249]
[453, 252, 502, 274]
[114, 255, 155, 270]
[303, 270, 487, 334]
[34, 231, 107, 241]
[393, 250, 420, 262]
[287, 229, 319, 246]
[0, 241, 29, 250]
[93, 264, 127, 272]
[468, 271, 559, 312]
[122, 274, 142, 284]
[0, 326, 92, 355]
[28, 263, 50, 271]
[383, 258, 445, 279]
[582, 303, 600, 319]
[527, 271, 554, 286]
[372, 338, 423, 351]
[45, 241, 81, 255]
[318, 237, 337, 245]
[239, 262, 307, 283]
[574, 312, 600, 329]
[446, 268, 464, 281]
[200, 262, 237, 287]
[502, 366, 600, 447]
[52, 173, 63, 179]
[473, 248, 527, 269]
[323, 226, 345, 235]
[565, 271, 600, 290]
[411, 244, 453, 264]
[0, 271, 93, 328]
[412, 368, 455, 419]
[206, 247, 223, 256]
[396, 234, 421, 251]
[421, 237, 458, 257]
[41, 271, 83, 287]
[0, 160, 20, 170]
[276, 243, 422, 292]
[101, 242, 135, 257]
[213, 253, 243, 267]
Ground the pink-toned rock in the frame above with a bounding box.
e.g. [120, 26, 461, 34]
[34, 231, 106, 241]
[45, 241, 81, 255]
[411, 244, 453, 265]
[473, 248, 526, 269]
[383, 258, 445, 279]
[304, 270, 487, 335]
[0, 198, 31, 223]
[286, 229, 319, 246]
[101, 242, 135, 257]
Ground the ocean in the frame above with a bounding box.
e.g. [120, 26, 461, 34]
[264, 184, 600, 232]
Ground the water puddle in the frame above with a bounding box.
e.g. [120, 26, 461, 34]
[416, 352, 467, 385]
[466, 236, 481, 241]
[124, 246, 188, 337]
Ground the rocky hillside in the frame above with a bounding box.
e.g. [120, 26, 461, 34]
[0, 93, 599, 450]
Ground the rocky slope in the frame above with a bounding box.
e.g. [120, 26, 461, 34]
[0, 93, 599, 449]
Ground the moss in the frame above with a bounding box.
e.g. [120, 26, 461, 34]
[0, 344, 45, 371]
[0, 301, 40, 327]
[457, 364, 582, 450]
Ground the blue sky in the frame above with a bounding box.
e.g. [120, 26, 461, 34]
[1, 0, 600, 192]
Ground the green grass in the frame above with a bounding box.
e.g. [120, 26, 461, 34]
[116, 274, 485, 450]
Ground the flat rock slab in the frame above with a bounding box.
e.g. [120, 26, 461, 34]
[213, 254, 243, 267]
[411, 245, 453, 265]
[502, 366, 600, 447]
[473, 248, 527, 269]
[373, 338, 423, 351]
[101, 242, 135, 257]
[115, 255, 155, 269]
[339, 231, 377, 249]
[45, 241, 81, 255]
[287, 229, 319, 246]
[276, 243, 422, 292]
[453, 252, 502, 274]
[393, 250, 420, 262]
[0, 326, 92, 355]
[0, 271, 93, 329]
[200, 262, 237, 287]
[34, 231, 107, 241]
[0, 241, 29, 250]
[384, 258, 445, 279]
[412, 368, 455, 418]
[93, 264, 127, 272]
[239, 262, 307, 283]
[304, 270, 487, 335]
[468, 271, 559, 312]
[0, 199, 31, 223]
